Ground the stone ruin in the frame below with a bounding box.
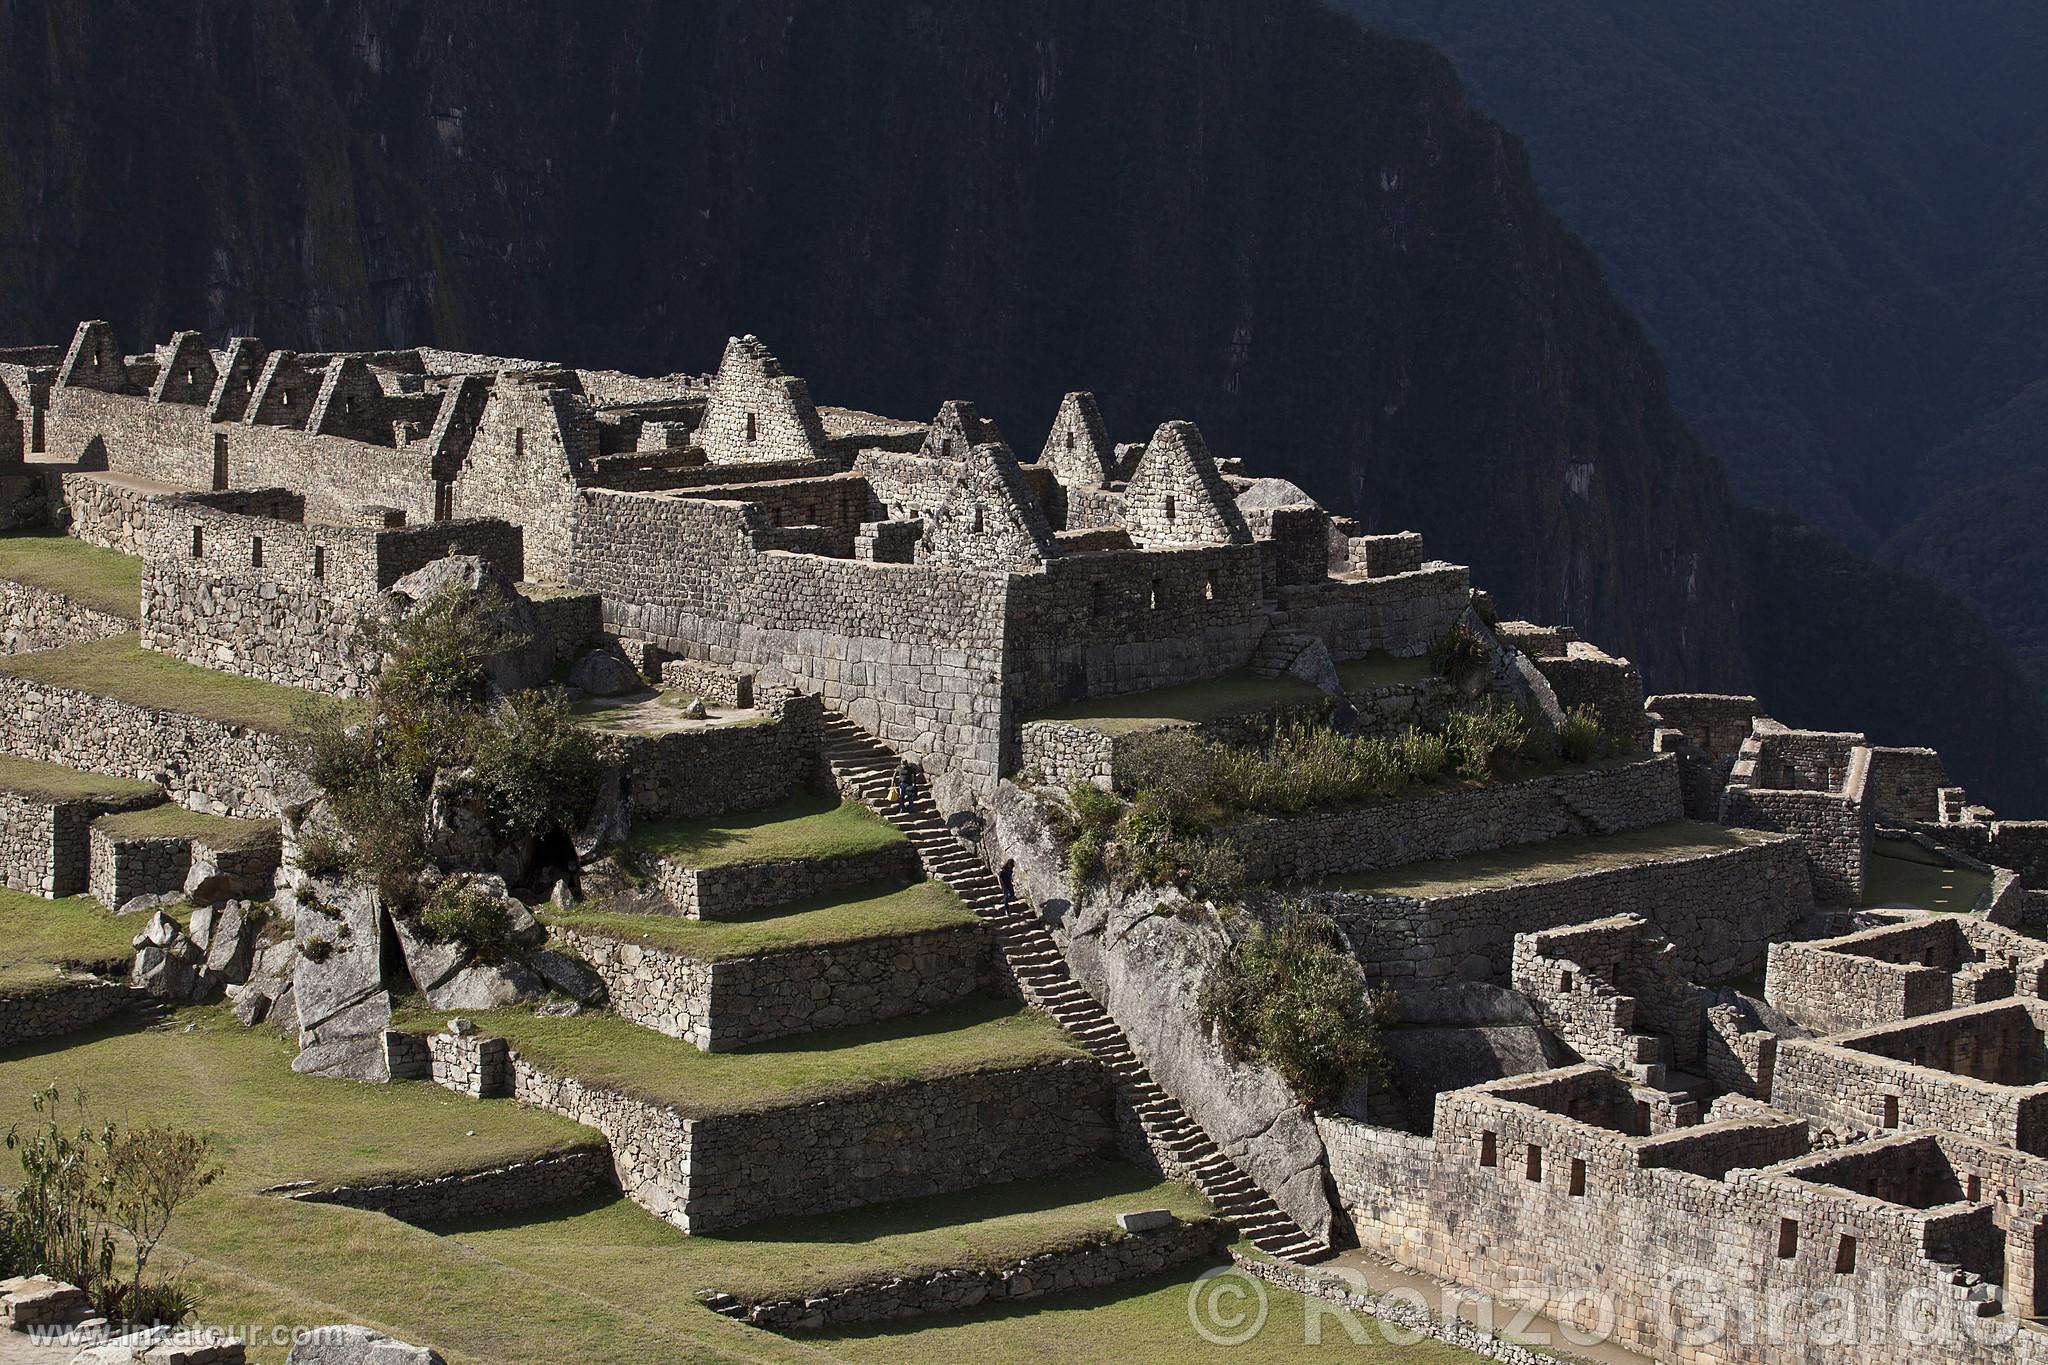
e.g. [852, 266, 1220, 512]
[9, 320, 2048, 1359]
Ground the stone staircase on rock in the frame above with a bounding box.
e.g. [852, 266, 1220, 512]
[818, 710, 1332, 1263]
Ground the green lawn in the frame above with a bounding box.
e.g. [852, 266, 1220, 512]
[1028, 670, 1326, 736]
[550, 879, 972, 961]
[0, 886, 155, 990]
[1327, 820, 1764, 898]
[0, 531, 142, 618]
[92, 803, 279, 851]
[0, 634, 312, 732]
[1863, 836, 1994, 913]
[438, 1160, 1211, 1303]
[0, 1012, 1472, 1364]
[1334, 652, 1436, 692]
[399, 995, 1080, 1118]
[631, 789, 906, 868]
[0, 751, 160, 804]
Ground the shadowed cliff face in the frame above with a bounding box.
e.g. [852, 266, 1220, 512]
[3, 0, 2041, 803]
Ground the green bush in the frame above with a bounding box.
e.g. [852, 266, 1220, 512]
[1559, 704, 1607, 764]
[1395, 727, 1449, 782]
[1443, 699, 1536, 781]
[296, 831, 347, 879]
[284, 582, 598, 903]
[1199, 908, 1392, 1104]
[417, 879, 514, 963]
[1428, 624, 1491, 683]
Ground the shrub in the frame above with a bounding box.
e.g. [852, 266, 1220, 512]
[301, 938, 333, 964]
[417, 879, 514, 963]
[98, 1123, 221, 1322]
[296, 832, 347, 880]
[1444, 699, 1535, 781]
[4, 1086, 114, 1296]
[1395, 727, 1449, 782]
[1428, 624, 1491, 683]
[470, 689, 602, 844]
[1559, 704, 1607, 764]
[1199, 907, 1392, 1104]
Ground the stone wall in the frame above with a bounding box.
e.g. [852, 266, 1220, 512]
[0, 578, 133, 656]
[1235, 755, 1683, 884]
[0, 785, 162, 897]
[0, 673, 289, 817]
[1865, 747, 1951, 824]
[571, 488, 1011, 792]
[1765, 917, 2048, 1037]
[508, 1050, 1112, 1232]
[1771, 1000, 2048, 1151]
[1723, 784, 1871, 906]
[553, 922, 989, 1051]
[646, 841, 920, 919]
[724, 1218, 1228, 1331]
[87, 824, 190, 909]
[274, 1146, 616, 1226]
[588, 695, 822, 822]
[0, 977, 131, 1047]
[1313, 832, 1811, 986]
[1524, 641, 1647, 750]
[60, 473, 156, 554]
[1317, 1074, 2036, 1365]
[141, 493, 523, 694]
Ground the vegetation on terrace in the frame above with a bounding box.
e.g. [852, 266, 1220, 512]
[0, 634, 309, 731]
[1052, 700, 1612, 901]
[571, 688, 770, 735]
[1028, 669, 1325, 735]
[0, 888, 153, 993]
[0, 752, 159, 805]
[1328, 821, 1764, 898]
[397, 995, 1078, 1118]
[629, 787, 906, 868]
[91, 804, 278, 851]
[549, 879, 971, 960]
[0, 531, 142, 618]
[1200, 904, 1393, 1104]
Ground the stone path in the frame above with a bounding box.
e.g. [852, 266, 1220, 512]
[819, 712, 1332, 1263]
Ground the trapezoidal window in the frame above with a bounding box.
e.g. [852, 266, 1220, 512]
[973, 505, 986, 534]
[1164, 493, 1177, 521]
[745, 412, 758, 443]
[280, 389, 291, 407]
[312, 546, 326, 582]
[1777, 1218, 1799, 1259]
[1882, 1095, 1900, 1129]
[250, 536, 263, 569]
[190, 527, 204, 559]
[1834, 1235, 1857, 1274]
[514, 427, 525, 458]
[1478, 1131, 1496, 1168]
[1525, 1145, 1543, 1182]
[1559, 971, 1575, 994]
[1568, 1158, 1586, 1197]
[1150, 579, 1166, 610]
[1090, 581, 1106, 618]
[1204, 571, 1217, 602]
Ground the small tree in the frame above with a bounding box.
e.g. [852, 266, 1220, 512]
[100, 1125, 221, 1319]
[3, 1085, 114, 1295]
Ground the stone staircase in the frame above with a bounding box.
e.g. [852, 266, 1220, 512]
[818, 712, 1332, 1263]
[1246, 628, 1318, 679]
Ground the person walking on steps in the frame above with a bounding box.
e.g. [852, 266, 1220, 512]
[998, 860, 1017, 914]
[894, 758, 916, 816]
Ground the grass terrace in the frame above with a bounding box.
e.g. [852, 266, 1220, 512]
[572, 688, 774, 735]
[91, 803, 279, 850]
[0, 633, 311, 731]
[0, 886, 153, 992]
[437, 1159, 1211, 1304]
[629, 787, 906, 867]
[1326, 820, 1765, 898]
[0, 1011, 1464, 1363]
[1863, 835, 1994, 913]
[397, 995, 1079, 1118]
[0, 530, 142, 618]
[1028, 669, 1326, 736]
[0, 751, 160, 804]
[1334, 650, 1435, 691]
[550, 878, 972, 960]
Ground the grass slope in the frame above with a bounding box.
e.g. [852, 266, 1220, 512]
[1327, 821, 1762, 898]
[0, 531, 143, 618]
[0, 634, 310, 732]
[0, 887, 155, 992]
[550, 880, 971, 961]
[0, 752, 160, 804]
[92, 803, 279, 851]
[402, 996, 1079, 1118]
[1028, 670, 1326, 736]
[631, 790, 906, 868]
